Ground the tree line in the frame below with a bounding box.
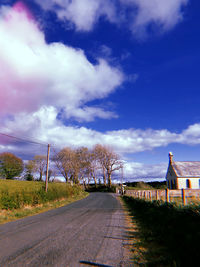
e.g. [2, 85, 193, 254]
[0, 144, 122, 187]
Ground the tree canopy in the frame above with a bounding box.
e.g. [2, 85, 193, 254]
[53, 145, 122, 187]
[0, 152, 24, 179]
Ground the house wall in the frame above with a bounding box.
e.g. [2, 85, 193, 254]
[166, 162, 200, 189]
[166, 164, 178, 189]
[177, 178, 200, 189]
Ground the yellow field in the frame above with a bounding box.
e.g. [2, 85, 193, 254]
[0, 179, 88, 224]
[0, 179, 43, 193]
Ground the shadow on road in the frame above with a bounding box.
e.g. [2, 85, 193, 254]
[80, 260, 113, 267]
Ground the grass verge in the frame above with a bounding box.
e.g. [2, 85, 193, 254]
[0, 180, 85, 209]
[122, 196, 200, 267]
[0, 191, 88, 224]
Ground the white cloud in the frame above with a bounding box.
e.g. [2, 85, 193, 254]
[2, 106, 200, 155]
[0, 5, 123, 121]
[2, 107, 200, 180]
[64, 106, 118, 122]
[177, 123, 200, 145]
[121, 0, 188, 36]
[35, 0, 116, 31]
[123, 161, 167, 180]
[35, 0, 189, 36]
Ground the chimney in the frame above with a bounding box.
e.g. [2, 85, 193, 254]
[169, 152, 173, 163]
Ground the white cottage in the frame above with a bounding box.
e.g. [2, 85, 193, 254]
[166, 152, 200, 189]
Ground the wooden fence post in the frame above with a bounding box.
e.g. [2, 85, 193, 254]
[45, 144, 50, 193]
[166, 188, 169, 202]
[182, 188, 186, 205]
[156, 190, 159, 200]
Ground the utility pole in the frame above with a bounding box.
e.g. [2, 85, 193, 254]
[45, 144, 50, 192]
[121, 166, 124, 195]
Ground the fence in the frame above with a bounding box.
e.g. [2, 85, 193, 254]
[125, 189, 200, 205]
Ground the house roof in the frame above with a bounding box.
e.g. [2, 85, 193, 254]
[172, 161, 200, 177]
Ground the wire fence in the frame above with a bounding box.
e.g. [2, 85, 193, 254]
[124, 189, 200, 206]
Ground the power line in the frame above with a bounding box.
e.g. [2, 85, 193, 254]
[0, 132, 48, 146]
[0, 132, 64, 154]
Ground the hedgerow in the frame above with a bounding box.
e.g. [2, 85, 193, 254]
[123, 196, 200, 266]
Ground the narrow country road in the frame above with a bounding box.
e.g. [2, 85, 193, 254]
[0, 193, 132, 267]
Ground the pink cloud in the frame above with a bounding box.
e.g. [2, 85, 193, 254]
[0, 4, 123, 120]
[13, 1, 34, 21]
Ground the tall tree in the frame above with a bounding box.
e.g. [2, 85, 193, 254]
[88, 150, 99, 187]
[53, 147, 74, 182]
[32, 155, 46, 181]
[94, 144, 123, 187]
[24, 160, 35, 181]
[0, 152, 24, 179]
[75, 147, 88, 184]
[93, 144, 107, 185]
[75, 147, 98, 186]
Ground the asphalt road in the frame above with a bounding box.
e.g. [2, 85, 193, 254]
[0, 193, 132, 267]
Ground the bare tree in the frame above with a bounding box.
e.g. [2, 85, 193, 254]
[32, 155, 46, 181]
[88, 151, 100, 187]
[53, 147, 74, 182]
[25, 159, 35, 181]
[75, 147, 89, 184]
[94, 144, 123, 187]
[93, 144, 107, 185]
[46, 168, 57, 181]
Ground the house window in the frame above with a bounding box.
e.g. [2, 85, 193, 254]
[186, 179, 191, 189]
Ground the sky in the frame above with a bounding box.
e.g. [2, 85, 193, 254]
[0, 0, 200, 182]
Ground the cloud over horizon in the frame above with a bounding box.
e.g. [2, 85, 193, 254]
[2, 106, 200, 155]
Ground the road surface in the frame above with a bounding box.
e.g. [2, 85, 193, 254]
[0, 193, 132, 267]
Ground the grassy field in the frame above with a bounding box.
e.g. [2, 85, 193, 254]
[122, 196, 200, 266]
[0, 180, 88, 224]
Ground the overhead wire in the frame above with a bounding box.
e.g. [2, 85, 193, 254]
[0, 132, 48, 146]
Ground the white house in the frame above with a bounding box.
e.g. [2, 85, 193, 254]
[166, 152, 200, 189]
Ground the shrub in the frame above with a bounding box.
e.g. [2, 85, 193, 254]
[0, 190, 21, 209]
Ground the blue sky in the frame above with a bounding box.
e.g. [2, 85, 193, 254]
[0, 0, 200, 181]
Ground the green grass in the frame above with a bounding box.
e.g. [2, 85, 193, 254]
[0, 179, 43, 192]
[122, 196, 200, 266]
[0, 179, 88, 223]
[0, 193, 88, 224]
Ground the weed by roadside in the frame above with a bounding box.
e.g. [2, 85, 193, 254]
[122, 196, 200, 266]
